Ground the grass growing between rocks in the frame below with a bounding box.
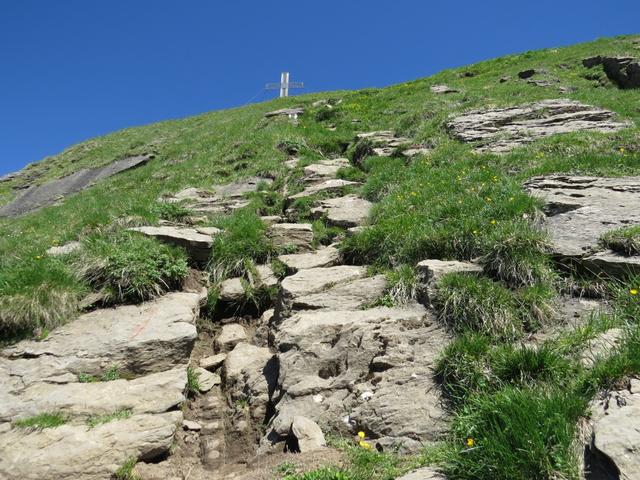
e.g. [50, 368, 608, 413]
[86, 409, 132, 429]
[14, 412, 67, 430]
[601, 225, 640, 256]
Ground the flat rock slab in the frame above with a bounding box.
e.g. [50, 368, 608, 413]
[1, 291, 201, 392]
[311, 194, 372, 228]
[0, 411, 182, 480]
[278, 245, 341, 272]
[355, 131, 428, 158]
[280, 265, 368, 301]
[0, 154, 151, 217]
[46, 241, 81, 257]
[288, 179, 360, 201]
[524, 175, 640, 274]
[224, 342, 278, 422]
[430, 84, 459, 94]
[289, 274, 387, 312]
[267, 223, 314, 251]
[0, 367, 187, 424]
[447, 99, 629, 152]
[585, 380, 640, 479]
[303, 158, 350, 183]
[397, 467, 447, 480]
[129, 226, 215, 263]
[269, 305, 448, 449]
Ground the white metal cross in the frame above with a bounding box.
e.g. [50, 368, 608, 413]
[265, 72, 304, 98]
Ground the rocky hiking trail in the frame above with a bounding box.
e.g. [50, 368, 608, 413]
[1, 94, 639, 480]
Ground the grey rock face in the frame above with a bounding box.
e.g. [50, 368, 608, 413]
[585, 380, 640, 479]
[224, 342, 279, 422]
[1, 291, 201, 390]
[289, 416, 326, 452]
[269, 306, 448, 449]
[129, 226, 215, 263]
[267, 223, 315, 251]
[278, 245, 341, 272]
[0, 411, 182, 480]
[524, 175, 640, 275]
[311, 194, 372, 228]
[0, 154, 151, 217]
[447, 99, 629, 152]
[583, 55, 640, 89]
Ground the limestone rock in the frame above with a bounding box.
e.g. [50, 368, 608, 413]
[215, 323, 247, 352]
[182, 419, 202, 431]
[580, 328, 624, 367]
[311, 194, 372, 228]
[267, 223, 314, 251]
[430, 84, 458, 94]
[289, 416, 326, 452]
[129, 226, 214, 263]
[200, 353, 227, 371]
[524, 175, 640, 275]
[447, 99, 629, 152]
[219, 277, 245, 303]
[260, 215, 282, 226]
[46, 241, 81, 257]
[288, 274, 387, 312]
[288, 179, 360, 201]
[196, 367, 221, 392]
[417, 259, 483, 284]
[585, 380, 640, 479]
[269, 305, 448, 448]
[278, 245, 341, 272]
[0, 367, 187, 424]
[224, 342, 279, 422]
[0, 154, 151, 218]
[354, 131, 428, 159]
[218, 265, 278, 304]
[265, 107, 304, 118]
[0, 411, 182, 480]
[303, 158, 350, 183]
[397, 467, 447, 480]
[0, 292, 201, 392]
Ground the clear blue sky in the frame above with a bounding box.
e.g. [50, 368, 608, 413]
[0, 1, 637, 175]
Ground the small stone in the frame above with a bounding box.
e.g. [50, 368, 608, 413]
[215, 324, 247, 352]
[182, 420, 202, 431]
[46, 241, 81, 257]
[517, 69, 537, 79]
[430, 84, 458, 94]
[290, 416, 326, 452]
[199, 353, 227, 371]
[396, 466, 446, 480]
[260, 215, 282, 226]
[196, 367, 220, 393]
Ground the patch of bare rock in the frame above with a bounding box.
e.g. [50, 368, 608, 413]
[303, 158, 350, 184]
[311, 194, 372, 228]
[584, 380, 640, 479]
[278, 245, 341, 272]
[267, 222, 314, 251]
[447, 99, 629, 152]
[288, 178, 360, 201]
[129, 225, 217, 263]
[355, 131, 430, 159]
[524, 175, 640, 276]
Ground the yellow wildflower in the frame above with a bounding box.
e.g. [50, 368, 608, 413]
[466, 437, 475, 447]
[631, 289, 639, 296]
[359, 440, 372, 450]
[357, 431, 366, 439]
[35, 255, 42, 260]
[490, 219, 497, 225]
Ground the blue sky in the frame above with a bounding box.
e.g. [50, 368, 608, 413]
[0, 1, 638, 175]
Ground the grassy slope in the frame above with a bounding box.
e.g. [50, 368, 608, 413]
[1, 34, 640, 479]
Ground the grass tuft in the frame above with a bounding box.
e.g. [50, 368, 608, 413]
[73, 230, 188, 304]
[86, 408, 132, 428]
[14, 412, 67, 430]
[601, 225, 640, 256]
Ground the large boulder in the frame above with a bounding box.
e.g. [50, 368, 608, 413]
[524, 175, 640, 276]
[129, 226, 215, 263]
[0, 411, 182, 480]
[268, 305, 449, 450]
[447, 99, 629, 152]
[584, 380, 640, 479]
[0, 291, 202, 391]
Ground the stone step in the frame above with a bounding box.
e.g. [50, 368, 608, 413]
[311, 194, 372, 228]
[278, 245, 341, 272]
[129, 225, 216, 263]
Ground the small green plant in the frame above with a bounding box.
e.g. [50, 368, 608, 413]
[312, 220, 343, 247]
[601, 225, 640, 256]
[153, 201, 193, 222]
[186, 366, 200, 395]
[78, 365, 120, 383]
[114, 457, 139, 480]
[73, 230, 189, 304]
[86, 408, 132, 428]
[14, 412, 66, 430]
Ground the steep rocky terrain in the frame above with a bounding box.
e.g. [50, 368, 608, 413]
[1, 34, 640, 480]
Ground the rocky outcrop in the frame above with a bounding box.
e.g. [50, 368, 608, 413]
[447, 99, 629, 152]
[267, 223, 314, 251]
[430, 84, 458, 94]
[311, 194, 372, 228]
[278, 245, 341, 272]
[129, 226, 216, 263]
[46, 241, 81, 256]
[584, 380, 640, 479]
[288, 179, 360, 201]
[355, 131, 429, 159]
[0, 411, 182, 480]
[265, 107, 304, 118]
[524, 175, 640, 276]
[583, 55, 640, 89]
[0, 154, 152, 217]
[269, 305, 449, 451]
[303, 158, 350, 184]
[417, 259, 483, 305]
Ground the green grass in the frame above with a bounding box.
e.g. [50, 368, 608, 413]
[14, 412, 67, 430]
[186, 366, 200, 396]
[73, 230, 189, 303]
[601, 225, 640, 256]
[114, 457, 139, 480]
[86, 408, 132, 428]
[152, 201, 194, 222]
[78, 365, 120, 383]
